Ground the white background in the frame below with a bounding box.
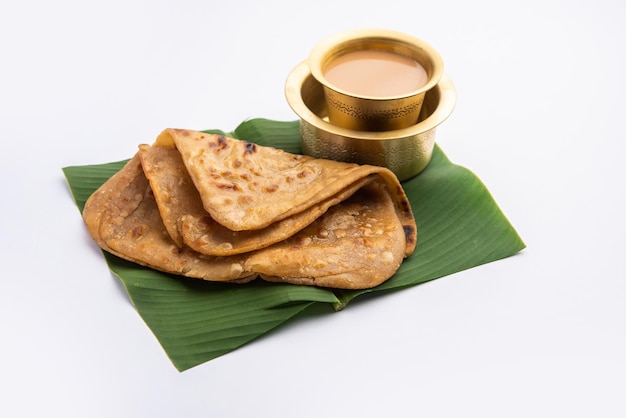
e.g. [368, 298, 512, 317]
[2, 0, 625, 416]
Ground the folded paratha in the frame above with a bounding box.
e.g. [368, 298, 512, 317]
[82, 155, 255, 283]
[246, 180, 409, 289]
[138, 142, 375, 256]
[82, 129, 418, 289]
[158, 129, 409, 232]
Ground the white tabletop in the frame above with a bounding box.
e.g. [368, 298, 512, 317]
[2, 0, 625, 417]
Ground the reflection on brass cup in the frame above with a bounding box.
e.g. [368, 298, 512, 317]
[285, 61, 456, 181]
[308, 28, 444, 132]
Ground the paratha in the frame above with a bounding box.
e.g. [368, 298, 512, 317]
[137, 144, 205, 247]
[246, 180, 409, 289]
[159, 129, 399, 231]
[139, 142, 377, 256]
[82, 129, 418, 289]
[82, 155, 254, 283]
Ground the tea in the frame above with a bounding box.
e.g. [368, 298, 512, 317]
[323, 50, 428, 97]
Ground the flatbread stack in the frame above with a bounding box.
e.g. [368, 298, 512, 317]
[82, 129, 417, 289]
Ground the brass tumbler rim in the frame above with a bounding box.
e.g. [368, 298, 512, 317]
[309, 28, 444, 100]
[307, 28, 445, 131]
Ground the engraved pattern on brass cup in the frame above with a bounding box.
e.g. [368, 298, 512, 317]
[285, 61, 456, 181]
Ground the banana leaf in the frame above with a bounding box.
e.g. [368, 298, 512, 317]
[63, 118, 525, 371]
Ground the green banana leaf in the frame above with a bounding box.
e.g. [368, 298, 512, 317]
[63, 118, 525, 371]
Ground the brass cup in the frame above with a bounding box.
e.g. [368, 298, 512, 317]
[308, 28, 444, 132]
[284, 61, 456, 181]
